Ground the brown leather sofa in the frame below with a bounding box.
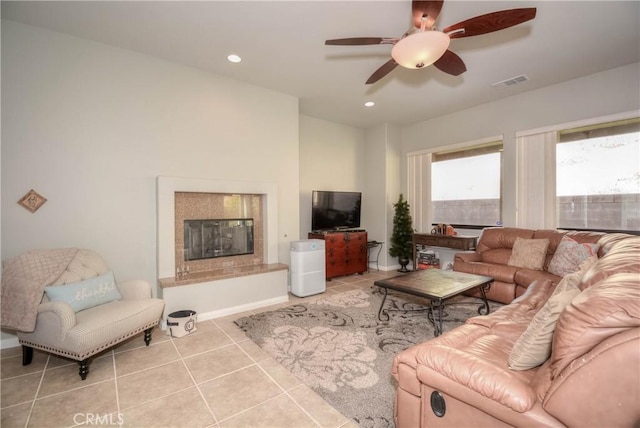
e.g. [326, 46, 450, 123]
[454, 227, 605, 304]
[392, 229, 639, 427]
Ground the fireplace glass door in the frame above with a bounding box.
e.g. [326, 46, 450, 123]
[184, 219, 254, 261]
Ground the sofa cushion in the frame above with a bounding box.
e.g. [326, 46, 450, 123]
[513, 269, 560, 290]
[507, 259, 596, 370]
[476, 227, 535, 254]
[551, 271, 640, 379]
[580, 236, 640, 291]
[454, 260, 518, 284]
[44, 272, 122, 312]
[548, 236, 599, 277]
[508, 238, 550, 271]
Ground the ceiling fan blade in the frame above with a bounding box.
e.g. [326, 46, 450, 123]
[325, 37, 390, 46]
[366, 59, 398, 85]
[443, 8, 536, 39]
[412, 1, 444, 29]
[433, 50, 466, 76]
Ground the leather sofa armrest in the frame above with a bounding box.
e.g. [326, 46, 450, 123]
[117, 279, 152, 300]
[455, 251, 481, 263]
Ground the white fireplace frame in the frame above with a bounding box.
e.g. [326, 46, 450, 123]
[157, 176, 279, 279]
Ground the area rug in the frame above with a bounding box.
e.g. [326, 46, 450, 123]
[234, 287, 500, 427]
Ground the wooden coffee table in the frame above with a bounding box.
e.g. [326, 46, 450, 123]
[374, 269, 493, 336]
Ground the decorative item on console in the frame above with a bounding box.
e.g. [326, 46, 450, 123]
[431, 223, 457, 236]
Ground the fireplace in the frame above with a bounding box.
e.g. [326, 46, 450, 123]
[184, 218, 254, 261]
[157, 176, 279, 280]
[157, 177, 287, 321]
[174, 191, 264, 273]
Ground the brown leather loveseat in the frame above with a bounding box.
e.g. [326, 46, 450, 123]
[454, 227, 604, 303]
[392, 229, 639, 427]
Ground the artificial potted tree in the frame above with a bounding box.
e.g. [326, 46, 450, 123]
[389, 194, 414, 272]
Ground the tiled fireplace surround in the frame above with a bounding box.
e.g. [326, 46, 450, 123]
[157, 177, 289, 322]
[174, 192, 265, 274]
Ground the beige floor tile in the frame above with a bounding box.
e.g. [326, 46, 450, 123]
[1, 351, 48, 380]
[1, 372, 42, 408]
[199, 365, 283, 421]
[236, 339, 270, 362]
[0, 402, 32, 428]
[28, 380, 117, 428]
[183, 345, 253, 384]
[288, 385, 350, 428]
[36, 349, 114, 371]
[191, 319, 217, 331]
[118, 360, 194, 410]
[257, 358, 303, 391]
[0, 288, 376, 427]
[214, 317, 248, 342]
[114, 340, 180, 376]
[38, 353, 114, 398]
[45, 353, 79, 369]
[114, 326, 169, 353]
[219, 393, 317, 428]
[0, 346, 23, 359]
[172, 325, 233, 358]
[120, 386, 215, 428]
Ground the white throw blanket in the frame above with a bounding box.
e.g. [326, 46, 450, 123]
[1, 248, 78, 332]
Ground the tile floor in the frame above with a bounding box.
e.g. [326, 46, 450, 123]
[1, 270, 399, 428]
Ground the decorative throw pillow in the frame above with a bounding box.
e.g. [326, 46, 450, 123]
[508, 257, 596, 370]
[508, 238, 550, 271]
[548, 236, 599, 277]
[44, 271, 121, 312]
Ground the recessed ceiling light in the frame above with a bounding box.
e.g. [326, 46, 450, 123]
[364, 101, 375, 107]
[227, 54, 242, 63]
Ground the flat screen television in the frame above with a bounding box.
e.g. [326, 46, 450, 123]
[312, 190, 362, 231]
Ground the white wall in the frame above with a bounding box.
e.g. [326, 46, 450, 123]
[401, 62, 640, 227]
[364, 124, 401, 270]
[298, 115, 365, 238]
[1, 21, 300, 295]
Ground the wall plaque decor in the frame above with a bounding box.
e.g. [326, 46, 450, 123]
[18, 189, 47, 213]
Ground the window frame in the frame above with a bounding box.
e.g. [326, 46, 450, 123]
[555, 117, 640, 234]
[515, 110, 640, 235]
[406, 135, 504, 232]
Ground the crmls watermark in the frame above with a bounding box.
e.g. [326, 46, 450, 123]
[73, 413, 124, 426]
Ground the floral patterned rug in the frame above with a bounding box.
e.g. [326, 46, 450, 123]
[234, 287, 497, 427]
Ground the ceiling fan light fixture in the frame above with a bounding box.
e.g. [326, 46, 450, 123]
[391, 31, 450, 69]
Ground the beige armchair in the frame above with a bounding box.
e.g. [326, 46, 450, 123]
[2, 249, 164, 380]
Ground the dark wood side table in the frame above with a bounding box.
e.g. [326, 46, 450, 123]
[412, 234, 477, 271]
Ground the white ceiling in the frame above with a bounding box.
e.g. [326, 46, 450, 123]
[3, 1, 639, 129]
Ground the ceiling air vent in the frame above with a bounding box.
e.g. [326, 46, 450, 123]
[492, 74, 529, 88]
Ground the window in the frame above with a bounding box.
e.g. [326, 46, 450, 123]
[556, 118, 640, 232]
[431, 141, 503, 227]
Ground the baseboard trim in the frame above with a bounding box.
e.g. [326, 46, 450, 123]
[1, 336, 20, 350]
[160, 295, 290, 329]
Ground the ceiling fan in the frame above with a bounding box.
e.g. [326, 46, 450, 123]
[325, 1, 536, 84]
